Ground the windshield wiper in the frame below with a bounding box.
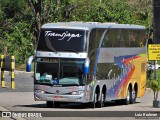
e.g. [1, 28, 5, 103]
[63, 49, 79, 54]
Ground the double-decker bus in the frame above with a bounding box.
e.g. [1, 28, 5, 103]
[29, 22, 147, 108]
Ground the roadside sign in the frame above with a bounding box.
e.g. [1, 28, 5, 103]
[148, 44, 160, 60]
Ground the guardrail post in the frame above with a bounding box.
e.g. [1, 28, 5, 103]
[11, 55, 15, 89]
[1, 55, 5, 88]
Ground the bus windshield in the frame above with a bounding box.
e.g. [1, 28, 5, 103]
[35, 58, 85, 86]
[37, 29, 87, 52]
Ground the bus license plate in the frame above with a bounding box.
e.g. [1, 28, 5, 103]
[54, 96, 62, 100]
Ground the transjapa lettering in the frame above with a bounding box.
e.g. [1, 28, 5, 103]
[45, 31, 82, 41]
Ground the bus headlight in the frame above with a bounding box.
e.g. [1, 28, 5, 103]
[35, 89, 45, 94]
[71, 91, 84, 95]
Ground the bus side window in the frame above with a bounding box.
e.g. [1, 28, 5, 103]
[112, 29, 120, 47]
[119, 30, 126, 47]
[102, 31, 109, 47]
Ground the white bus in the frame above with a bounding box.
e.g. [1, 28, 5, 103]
[29, 22, 147, 108]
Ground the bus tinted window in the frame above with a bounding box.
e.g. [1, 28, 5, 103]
[37, 29, 87, 52]
[96, 63, 121, 79]
[102, 29, 146, 47]
[89, 29, 105, 50]
[88, 28, 105, 75]
[103, 29, 122, 47]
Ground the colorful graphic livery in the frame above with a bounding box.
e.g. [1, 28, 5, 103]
[28, 22, 147, 108]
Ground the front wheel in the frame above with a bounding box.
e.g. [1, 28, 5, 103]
[90, 93, 97, 108]
[97, 93, 105, 108]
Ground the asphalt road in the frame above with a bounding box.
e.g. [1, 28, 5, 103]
[0, 71, 33, 92]
[0, 71, 160, 120]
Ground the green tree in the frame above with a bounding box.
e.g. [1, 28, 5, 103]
[2, 22, 34, 64]
[0, 0, 34, 64]
[0, 0, 153, 65]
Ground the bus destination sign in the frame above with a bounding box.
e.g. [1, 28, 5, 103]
[148, 44, 160, 60]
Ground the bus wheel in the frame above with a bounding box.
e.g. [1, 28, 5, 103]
[97, 93, 104, 108]
[90, 93, 97, 108]
[130, 89, 137, 104]
[54, 102, 61, 108]
[124, 88, 131, 105]
[46, 101, 53, 108]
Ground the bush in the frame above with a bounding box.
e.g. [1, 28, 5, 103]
[147, 79, 160, 101]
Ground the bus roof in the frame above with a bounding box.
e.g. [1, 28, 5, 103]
[41, 22, 145, 30]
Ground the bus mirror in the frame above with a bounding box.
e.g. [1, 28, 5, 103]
[26, 55, 34, 72]
[84, 58, 90, 74]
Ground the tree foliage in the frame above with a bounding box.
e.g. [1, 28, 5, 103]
[0, 0, 34, 64]
[0, 0, 152, 65]
[2, 22, 34, 64]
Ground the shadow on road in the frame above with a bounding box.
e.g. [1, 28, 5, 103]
[14, 101, 141, 109]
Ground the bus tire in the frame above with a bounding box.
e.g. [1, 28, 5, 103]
[97, 93, 104, 108]
[90, 93, 97, 108]
[54, 102, 61, 108]
[46, 101, 53, 108]
[130, 89, 137, 104]
[124, 88, 131, 105]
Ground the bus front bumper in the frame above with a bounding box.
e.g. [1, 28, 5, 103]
[34, 92, 90, 103]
